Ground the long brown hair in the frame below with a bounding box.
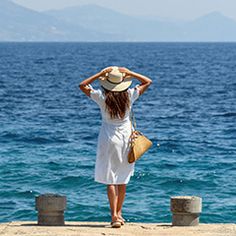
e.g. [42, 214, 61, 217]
[102, 86, 130, 119]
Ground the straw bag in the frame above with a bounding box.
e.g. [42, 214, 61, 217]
[128, 108, 153, 163]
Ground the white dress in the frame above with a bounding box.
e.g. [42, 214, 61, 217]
[89, 84, 140, 185]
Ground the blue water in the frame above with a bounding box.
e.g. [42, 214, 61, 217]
[0, 43, 235, 223]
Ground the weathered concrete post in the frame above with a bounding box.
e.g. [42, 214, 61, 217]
[170, 196, 202, 226]
[35, 193, 66, 226]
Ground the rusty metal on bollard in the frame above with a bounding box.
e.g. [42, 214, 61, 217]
[170, 196, 202, 226]
[35, 193, 66, 226]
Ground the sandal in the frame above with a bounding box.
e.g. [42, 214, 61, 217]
[110, 219, 124, 226]
[118, 217, 126, 225]
[111, 220, 122, 228]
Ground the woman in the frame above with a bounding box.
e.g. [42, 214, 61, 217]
[79, 66, 152, 228]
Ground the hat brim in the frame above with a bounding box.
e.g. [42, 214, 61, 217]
[99, 77, 132, 92]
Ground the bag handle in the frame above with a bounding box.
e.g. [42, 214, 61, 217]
[129, 107, 136, 130]
[129, 107, 144, 146]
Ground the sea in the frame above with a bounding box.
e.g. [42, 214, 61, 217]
[0, 42, 235, 223]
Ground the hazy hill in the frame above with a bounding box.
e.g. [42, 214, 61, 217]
[0, 0, 112, 41]
[183, 12, 236, 41]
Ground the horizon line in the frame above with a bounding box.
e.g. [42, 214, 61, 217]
[1, 41, 236, 43]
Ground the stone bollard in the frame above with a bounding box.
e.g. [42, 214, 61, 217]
[170, 196, 202, 226]
[35, 193, 66, 226]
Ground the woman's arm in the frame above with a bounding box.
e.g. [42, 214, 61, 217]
[79, 67, 113, 97]
[119, 68, 152, 95]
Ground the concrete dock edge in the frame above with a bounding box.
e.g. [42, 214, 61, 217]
[0, 221, 235, 236]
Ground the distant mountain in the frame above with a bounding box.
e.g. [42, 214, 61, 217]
[45, 5, 236, 41]
[1, 1, 236, 42]
[0, 0, 113, 41]
[44, 4, 182, 41]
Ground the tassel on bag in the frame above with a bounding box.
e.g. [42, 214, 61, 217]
[127, 107, 153, 163]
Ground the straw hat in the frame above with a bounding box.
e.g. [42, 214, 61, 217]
[99, 66, 132, 92]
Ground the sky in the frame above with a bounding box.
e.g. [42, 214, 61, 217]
[13, 0, 236, 21]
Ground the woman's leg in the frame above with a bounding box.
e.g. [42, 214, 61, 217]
[107, 184, 119, 222]
[116, 184, 126, 220]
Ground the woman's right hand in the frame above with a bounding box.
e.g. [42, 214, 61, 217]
[118, 67, 131, 75]
[100, 67, 113, 76]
